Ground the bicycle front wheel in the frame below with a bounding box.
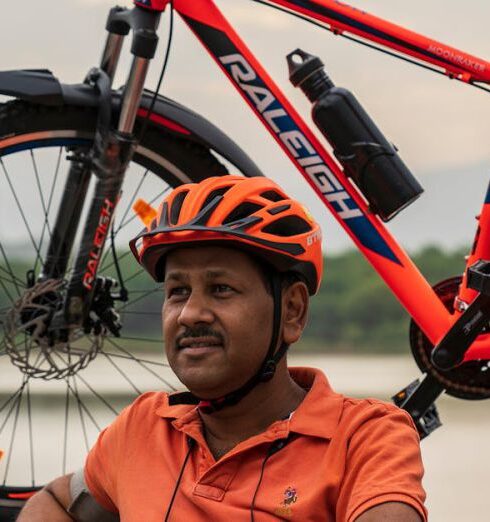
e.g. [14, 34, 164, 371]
[0, 100, 230, 512]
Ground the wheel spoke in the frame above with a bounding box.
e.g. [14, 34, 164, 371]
[98, 169, 151, 272]
[65, 380, 101, 432]
[115, 169, 150, 236]
[121, 267, 145, 285]
[62, 379, 70, 475]
[2, 377, 27, 485]
[98, 186, 172, 274]
[106, 337, 175, 390]
[117, 287, 161, 312]
[51, 346, 119, 415]
[73, 372, 119, 416]
[73, 377, 90, 453]
[0, 265, 26, 288]
[26, 382, 36, 486]
[117, 336, 162, 343]
[101, 351, 141, 395]
[0, 158, 45, 267]
[31, 150, 50, 226]
[100, 350, 169, 367]
[33, 148, 62, 274]
[0, 278, 15, 305]
[119, 311, 161, 316]
[0, 272, 25, 290]
[0, 385, 24, 419]
[0, 242, 23, 295]
[99, 248, 133, 276]
[116, 185, 171, 233]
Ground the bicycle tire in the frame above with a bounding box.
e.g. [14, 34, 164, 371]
[0, 99, 234, 516]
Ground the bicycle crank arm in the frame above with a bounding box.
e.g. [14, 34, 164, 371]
[431, 260, 490, 371]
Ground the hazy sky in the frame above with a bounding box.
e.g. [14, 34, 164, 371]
[1, 0, 490, 253]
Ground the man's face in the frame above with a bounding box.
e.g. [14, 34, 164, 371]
[162, 246, 274, 398]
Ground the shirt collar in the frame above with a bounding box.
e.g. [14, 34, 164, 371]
[155, 366, 343, 440]
[287, 367, 344, 440]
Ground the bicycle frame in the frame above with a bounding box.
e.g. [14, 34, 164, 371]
[135, 0, 490, 362]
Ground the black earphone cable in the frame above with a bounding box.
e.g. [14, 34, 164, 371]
[250, 437, 291, 521]
[163, 437, 195, 522]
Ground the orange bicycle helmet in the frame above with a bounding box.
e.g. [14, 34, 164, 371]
[129, 175, 323, 294]
[129, 175, 323, 413]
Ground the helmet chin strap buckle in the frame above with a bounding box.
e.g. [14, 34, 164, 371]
[260, 360, 277, 382]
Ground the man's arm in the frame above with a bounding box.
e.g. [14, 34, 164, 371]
[355, 501, 422, 521]
[17, 474, 73, 521]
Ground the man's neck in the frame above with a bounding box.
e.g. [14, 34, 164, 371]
[199, 367, 306, 460]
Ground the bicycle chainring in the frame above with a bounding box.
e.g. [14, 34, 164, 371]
[410, 276, 490, 400]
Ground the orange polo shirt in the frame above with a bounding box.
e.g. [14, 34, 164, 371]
[85, 367, 427, 521]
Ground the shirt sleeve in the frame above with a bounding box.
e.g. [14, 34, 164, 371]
[84, 392, 159, 513]
[335, 401, 428, 522]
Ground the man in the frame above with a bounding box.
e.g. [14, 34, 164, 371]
[19, 175, 427, 521]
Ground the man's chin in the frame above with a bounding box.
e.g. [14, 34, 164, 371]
[173, 367, 229, 398]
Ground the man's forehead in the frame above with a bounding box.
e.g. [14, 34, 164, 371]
[164, 246, 263, 279]
[165, 267, 233, 281]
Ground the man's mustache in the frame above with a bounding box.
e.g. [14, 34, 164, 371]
[175, 326, 225, 349]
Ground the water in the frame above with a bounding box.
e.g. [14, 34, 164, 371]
[292, 354, 490, 521]
[1, 353, 489, 521]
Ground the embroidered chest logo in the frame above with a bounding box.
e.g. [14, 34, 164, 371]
[274, 486, 298, 518]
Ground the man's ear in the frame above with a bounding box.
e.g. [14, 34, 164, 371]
[282, 281, 309, 345]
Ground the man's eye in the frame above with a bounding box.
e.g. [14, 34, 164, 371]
[167, 286, 188, 298]
[213, 284, 233, 294]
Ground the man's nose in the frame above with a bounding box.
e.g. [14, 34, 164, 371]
[177, 291, 214, 326]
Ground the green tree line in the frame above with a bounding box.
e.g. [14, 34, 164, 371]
[1, 245, 468, 354]
[305, 246, 466, 353]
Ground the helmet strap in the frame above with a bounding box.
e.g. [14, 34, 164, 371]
[198, 272, 288, 414]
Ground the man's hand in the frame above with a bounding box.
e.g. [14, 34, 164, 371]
[17, 474, 73, 521]
[355, 501, 423, 521]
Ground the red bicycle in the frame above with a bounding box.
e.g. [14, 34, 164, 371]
[1, 0, 489, 517]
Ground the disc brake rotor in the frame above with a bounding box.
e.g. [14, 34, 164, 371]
[410, 276, 490, 400]
[3, 279, 102, 380]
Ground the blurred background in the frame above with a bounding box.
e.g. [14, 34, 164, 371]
[1, 0, 490, 520]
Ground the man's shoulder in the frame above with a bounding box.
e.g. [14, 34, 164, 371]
[118, 390, 170, 423]
[337, 394, 417, 436]
[129, 390, 169, 408]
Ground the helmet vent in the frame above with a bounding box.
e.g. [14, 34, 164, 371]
[223, 202, 263, 224]
[199, 187, 231, 213]
[170, 190, 189, 225]
[260, 190, 284, 202]
[267, 204, 291, 215]
[262, 216, 311, 236]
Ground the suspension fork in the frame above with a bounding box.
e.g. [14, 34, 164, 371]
[42, 5, 163, 330]
[40, 9, 128, 282]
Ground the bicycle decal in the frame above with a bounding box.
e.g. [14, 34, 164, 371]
[82, 198, 117, 291]
[184, 16, 401, 265]
[275, 0, 490, 82]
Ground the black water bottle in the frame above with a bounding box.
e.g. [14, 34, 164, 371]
[288, 49, 423, 222]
